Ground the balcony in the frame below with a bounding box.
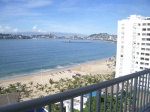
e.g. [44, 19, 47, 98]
[0, 69, 150, 112]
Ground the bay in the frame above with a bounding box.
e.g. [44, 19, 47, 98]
[0, 39, 116, 79]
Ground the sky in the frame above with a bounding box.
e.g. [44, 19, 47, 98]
[0, 0, 150, 35]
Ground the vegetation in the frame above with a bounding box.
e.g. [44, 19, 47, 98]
[0, 72, 135, 111]
[83, 94, 121, 112]
[0, 74, 115, 101]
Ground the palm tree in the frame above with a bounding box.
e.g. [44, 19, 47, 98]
[49, 78, 54, 85]
[16, 82, 22, 88]
[0, 85, 5, 94]
[29, 81, 33, 86]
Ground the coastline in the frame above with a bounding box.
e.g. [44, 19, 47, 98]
[0, 57, 115, 87]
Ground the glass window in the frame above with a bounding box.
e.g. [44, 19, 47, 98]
[142, 28, 146, 31]
[145, 58, 149, 61]
[147, 33, 150, 36]
[145, 53, 150, 56]
[140, 67, 143, 69]
[145, 63, 149, 65]
[141, 48, 145, 50]
[142, 33, 146, 36]
[140, 62, 144, 64]
[147, 38, 150, 41]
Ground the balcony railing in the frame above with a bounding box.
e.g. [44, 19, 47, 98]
[0, 69, 150, 112]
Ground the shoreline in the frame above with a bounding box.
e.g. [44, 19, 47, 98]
[0, 58, 107, 80]
[0, 56, 115, 86]
[0, 56, 116, 101]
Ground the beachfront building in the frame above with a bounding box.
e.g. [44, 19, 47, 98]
[116, 15, 150, 77]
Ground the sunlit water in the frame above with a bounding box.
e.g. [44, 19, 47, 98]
[0, 39, 116, 79]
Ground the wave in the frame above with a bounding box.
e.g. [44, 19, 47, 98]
[56, 65, 64, 69]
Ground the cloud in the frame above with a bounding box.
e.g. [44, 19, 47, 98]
[24, 0, 53, 8]
[12, 28, 18, 32]
[32, 25, 46, 33]
[0, 25, 18, 33]
[0, 0, 53, 18]
[32, 25, 37, 30]
[1, 0, 53, 8]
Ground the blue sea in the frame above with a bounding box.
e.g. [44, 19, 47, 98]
[0, 39, 116, 79]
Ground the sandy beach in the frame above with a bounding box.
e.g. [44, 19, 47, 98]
[0, 57, 115, 101]
[0, 57, 115, 86]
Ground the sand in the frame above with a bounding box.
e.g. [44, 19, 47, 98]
[0, 57, 115, 87]
[0, 57, 115, 101]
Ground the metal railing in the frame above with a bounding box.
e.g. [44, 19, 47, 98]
[0, 69, 150, 112]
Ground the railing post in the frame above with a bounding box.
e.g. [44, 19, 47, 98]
[70, 98, 73, 112]
[132, 77, 138, 112]
[96, 89, 100, 112]
[88, 92, 92, 112]
[146, 73, 150, 108]
[48, 104, 51, 112]
[80, 95, 83, 112]
[60, 101, 63, 112]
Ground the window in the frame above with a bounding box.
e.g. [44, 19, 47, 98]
[137, 33, 140, 36]
[141, 43, 145, 45]
[141, 53, 144, 55]
[121, 55, 123, 57]
[145, 58, 149, 61]
[146, 48, 150, 51]
[121, 27, 124, 29]
[147, 38, 150, 41]
[145, 63, 149, 65]
[141, 48, 145, 50]
[141, 57, 144, 60]
[145, 53, 150, 56]
[121, 45, 124, 48]
[147, 33, 150, 36]
[143, 23, 146, 26]
[140, 62, 144, 65]
[142, 33, 146, 36]
[138, 23, 141, 26]
[133, 42, 136, 45]
[142, 38, 145, 41]
[140, 67, 143, 69]
[147, 23, 150, 26]
[142, 28, 146, 31]
[147, 28, 150, 31]
[146, 43, 150, 46]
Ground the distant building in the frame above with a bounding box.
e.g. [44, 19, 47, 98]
[116, 15, 150, 77]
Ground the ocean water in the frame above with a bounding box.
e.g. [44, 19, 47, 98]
[0, 39, 116, 79]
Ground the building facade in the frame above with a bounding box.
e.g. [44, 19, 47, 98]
[116, 15, 150, 77]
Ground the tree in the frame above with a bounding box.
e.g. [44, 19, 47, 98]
[29, 81, 33, 86]
[49, 78, 54, 85]
[83, 94, 121, 112]
[0, 85, 5, 94]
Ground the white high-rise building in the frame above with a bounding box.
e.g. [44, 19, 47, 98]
[116, 15, 150, 77]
